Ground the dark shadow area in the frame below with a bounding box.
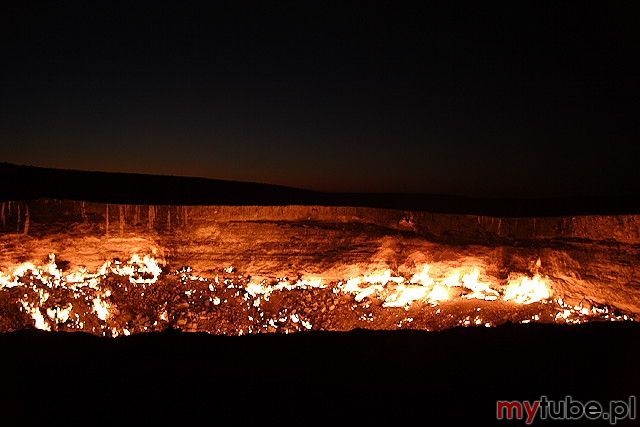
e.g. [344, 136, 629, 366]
[1, 322, 638, 424]
[3, 163, 640, 217]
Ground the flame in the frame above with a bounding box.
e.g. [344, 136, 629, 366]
[503, 274, 552, 304]
[109, 254, 163, 284]
[21, 300, 50, 331]
[92, 295, 111, 321]
[244, 276, 326, 300]
[382, 265, 500, 308]
[344, 269, 405, 302]
[383, 284, 431, 308]
[1, 251, 632, 335]
[46, 304, 73, 324]
[383, 265, 450, 307]
[460, 268, 499, 301]
[428, 283, 450, 301]
[0, 253, 163, 290]
[410, 264, 434, 286]
[343, 277, 383, 302]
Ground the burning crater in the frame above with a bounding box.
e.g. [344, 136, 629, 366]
[0, 200, 638, 335]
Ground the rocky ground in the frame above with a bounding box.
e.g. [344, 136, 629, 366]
[0, 260, 634, 336]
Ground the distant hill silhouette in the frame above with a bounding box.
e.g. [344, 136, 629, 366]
[1, 162, 639, 216]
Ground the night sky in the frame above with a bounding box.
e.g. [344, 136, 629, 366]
[2, 1, 639, 197]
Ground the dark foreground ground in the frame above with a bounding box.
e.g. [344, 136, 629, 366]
[1, 323, 638, 425]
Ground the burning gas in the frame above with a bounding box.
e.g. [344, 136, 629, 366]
[0, 253, 633, 336]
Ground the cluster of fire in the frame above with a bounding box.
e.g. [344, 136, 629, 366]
[0, 200, 638, 335]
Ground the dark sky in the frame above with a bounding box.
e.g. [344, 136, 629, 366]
[2, 1, 639, 196]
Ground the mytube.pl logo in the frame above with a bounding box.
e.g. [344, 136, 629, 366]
[497, 396, 637, 425]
